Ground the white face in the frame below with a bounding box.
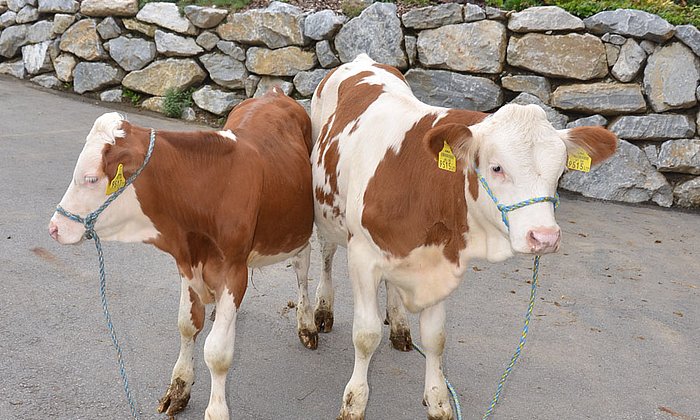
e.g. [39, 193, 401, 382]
[471, 104, 567, 255]
[48, 113, 159, 245]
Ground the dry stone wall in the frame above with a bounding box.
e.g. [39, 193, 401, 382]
[1, 0, 699, 208]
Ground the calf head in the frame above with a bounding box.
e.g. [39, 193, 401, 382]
[426, 104, 617, 257]
[48, 112, 157, 245]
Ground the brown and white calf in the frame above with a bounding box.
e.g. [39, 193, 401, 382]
[311, 54, 617, 419]
[48, 89, 316, 419]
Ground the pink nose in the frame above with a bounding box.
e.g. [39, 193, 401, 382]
[49, 222, 59, 241]
[527, 227, 561, 254]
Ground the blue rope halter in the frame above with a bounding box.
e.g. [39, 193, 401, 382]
[55, 128, 156, 420]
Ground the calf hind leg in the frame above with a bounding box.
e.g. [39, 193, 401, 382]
[385, 280, 413, 352]
[315, 237, 336, 333]
[158, 275, 205, 417]
[293, 244, 318, 349]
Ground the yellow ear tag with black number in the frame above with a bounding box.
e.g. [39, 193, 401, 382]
[438, 141, 456, 172]
[567, 149, 591, 173]
[105, 163, 126, 195]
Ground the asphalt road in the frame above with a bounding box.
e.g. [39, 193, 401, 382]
[1, 75, 698, 420]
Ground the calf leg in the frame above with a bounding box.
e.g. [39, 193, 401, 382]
[314, 237, 336, 333]
[338, 243, 382, 420]
[158, 275, 205, 417]
[385, 281, 412, 352]
[420, 302, 453, 420]
[293, 244, 318, 349]
[203, 267, 245, 420]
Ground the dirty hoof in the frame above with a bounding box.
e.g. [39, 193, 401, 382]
[298, 328, 319, 350]
[157, 378, 191, 417]
[390, 327, 413, 352]
[314, 309, 334, 333]
[337, 412, 365, 420]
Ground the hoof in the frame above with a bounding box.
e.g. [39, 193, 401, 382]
[389, 327, 413, 352]
[314, 308, 334, 333]
[337, 412, 365, 420]
[157, 378, 191, 417]
[298, 328, 319, 350]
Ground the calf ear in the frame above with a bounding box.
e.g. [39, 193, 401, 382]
[561, 126, 618, 165]
[423, 123, 473, 163]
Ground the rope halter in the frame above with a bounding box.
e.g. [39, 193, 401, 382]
[56, 129, 156, 239]
[474, 168, 559, 229]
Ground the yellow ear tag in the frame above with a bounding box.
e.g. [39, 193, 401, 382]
[438, 141, 457, 172]
[566, 149, 592, 173]
[105, 163, 126, 195]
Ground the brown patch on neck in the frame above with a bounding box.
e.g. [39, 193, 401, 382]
[440, 109, 487, 202]
[361, 114, 469, 264]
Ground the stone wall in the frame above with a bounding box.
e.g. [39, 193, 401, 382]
[1, 0, 699, 208]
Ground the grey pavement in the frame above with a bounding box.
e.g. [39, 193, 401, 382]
[0, 75, 698, 420]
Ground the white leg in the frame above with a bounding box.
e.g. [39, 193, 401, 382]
[385, 280, 413, 351]
[203, 282, 240, 420]
[420, 302, 453, 420]
[315, 237, 336, 333]
[338, 241, 382, 420]
[293, 244, 318, 349]
[158, 275, 205, 416]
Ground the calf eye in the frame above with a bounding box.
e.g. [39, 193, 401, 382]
[84, 176, 99, 184]
[491, 165, 502, 173]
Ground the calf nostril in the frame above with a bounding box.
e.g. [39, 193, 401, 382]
[49, 224, 59, 240]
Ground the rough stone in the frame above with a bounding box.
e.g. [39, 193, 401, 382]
[50, 14, 74, 35]
[107, 36, 156, 71]
[245, 46, 316, 76]
[315, 40, 339, 68]
[121, 58, 206, 96]
[583, 9, 674, 43]
[644, 42, 700, 113]
[335, 3, 406, 69]
[510, 92, 567, 129]
[52, 52, 75, 81]
[675, 25, 700, 56]
[154, 30, 203, 57]
[22, 40, 52, 74]
[96, 17, 121, 40]
[6, 0, 26, 12]
[181, 106, 196, 121]
[80, 0, 137, 17]
[37, 0, 77, 13]
[216, 40, 245, 60]
[15, 5, 38, 24]
[401, 3, 462, 30]
[183, 5, 228, 29]
[639, 40, 656, 55]
[199, 52, 248, 89]
[192, 85, 245, 115]
[507, 6, 584, 32]
[304, 10, 345, 40]
[123, 18, 156, 37]
[27, 20, 52, 43]
[293, 68, 330, 97]
[673, 177, 700, 207]
[551, 83, 646, 115]
[560, 139, 673, 207]
[0, 0, 5, 12]
[605, 43, 620, 66]
[602, 33, 626, 45]
[405, 35, 416, 67]
[196, 31, 219, 51]
[485, 6, 507, 20]
[644, 144, 659, 167]
[297, 98, 311, 115]
[464, 4, 486, 22]
[140, 96, 164, 113]
[0, 23, 27, 57]
[100, 88, 122, 102]
[611, 38, 646, 83]
[136, 2, 196, 35]
[59, 19, 107, 61]
[31, 73, 61, 88]
[657, 139, 700, 174]
[404, 68, 503, 112]
[217, 2, 305, 49]
[244, 74, 260, 97]
[501, 74, 551, 102]
[507, 33, 607, 80]
[254, 76, 293, 97]
[73, 61, 124, 93]
[418, 21, 506, 74]
[609, 114, 695, 141]
[0, 59, 26, 78]
[566, 115, 608, 129]
[0, 11, 16, 29]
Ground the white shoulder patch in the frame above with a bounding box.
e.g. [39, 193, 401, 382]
[218, 130, 237, 142]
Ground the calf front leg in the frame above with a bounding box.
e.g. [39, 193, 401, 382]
[158, 275, 205, 417]
[420, 302, 453, 420]
[293, 244, 318, 349]
[385, 281, 412, 352]
[315, 237, 336, 333]
[203, 267, 245, 420]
